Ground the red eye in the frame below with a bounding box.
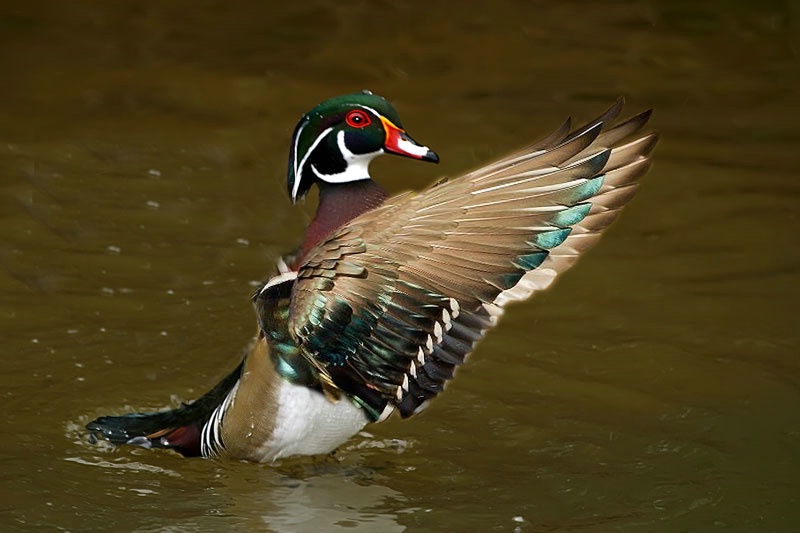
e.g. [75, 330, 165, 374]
[345, 109, 371, 128]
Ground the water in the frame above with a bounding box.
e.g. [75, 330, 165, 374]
[1, 1, 798, 531]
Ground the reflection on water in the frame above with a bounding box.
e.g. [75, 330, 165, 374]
[1, 0, 799, 531]
[256, 474, 406, 533]
[65, 450, 409, 532]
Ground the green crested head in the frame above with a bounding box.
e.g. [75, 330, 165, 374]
[287, 90, 438, 203]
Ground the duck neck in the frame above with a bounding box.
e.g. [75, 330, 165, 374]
[296, 179, 388, 266]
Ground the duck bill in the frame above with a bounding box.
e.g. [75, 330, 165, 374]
[379, 116, 439, 163]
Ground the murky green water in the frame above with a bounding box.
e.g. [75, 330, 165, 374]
[1, 1, 798, 531]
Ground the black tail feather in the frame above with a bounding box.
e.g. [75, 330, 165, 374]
[86, 361, 243, 457]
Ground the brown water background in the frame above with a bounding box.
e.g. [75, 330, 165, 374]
[1, 1, 798, 531]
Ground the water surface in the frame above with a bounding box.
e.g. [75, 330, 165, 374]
[1, 1, 798, 531]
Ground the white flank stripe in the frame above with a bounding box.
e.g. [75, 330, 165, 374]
[200, 381, 240, 457]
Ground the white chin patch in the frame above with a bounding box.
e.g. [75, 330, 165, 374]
[311, 130, 380, 184]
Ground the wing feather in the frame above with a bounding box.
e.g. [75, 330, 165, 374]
[286, 101, 657, 420]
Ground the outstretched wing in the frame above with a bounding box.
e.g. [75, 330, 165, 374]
[288, 100, 658, 421]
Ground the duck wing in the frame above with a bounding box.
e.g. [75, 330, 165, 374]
[283, 101, 658, 421]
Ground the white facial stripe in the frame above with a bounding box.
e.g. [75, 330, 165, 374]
[356, 104, 382, 120]
[292, 120, 307, 187]
[290, 119, 308, 200]
[292, 125, 334, 200]
[292, 104, 390, 198]
[310, 130, 379, 184]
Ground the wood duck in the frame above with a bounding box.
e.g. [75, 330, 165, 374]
[87, 91, 657, 462]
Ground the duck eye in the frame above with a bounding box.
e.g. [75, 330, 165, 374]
[345, 110, 371, 128]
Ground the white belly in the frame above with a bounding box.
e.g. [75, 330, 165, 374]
[258, 380, 369, 462]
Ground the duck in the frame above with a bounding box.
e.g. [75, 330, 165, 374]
[86, 91, 657, 462]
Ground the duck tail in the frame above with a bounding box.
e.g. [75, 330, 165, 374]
[86, 360, 243, 457]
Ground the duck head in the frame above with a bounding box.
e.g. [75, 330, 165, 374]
[287, 90, 439, 203]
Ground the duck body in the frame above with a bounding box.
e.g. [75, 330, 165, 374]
[211, 335, 369, 462]
[87, 91, 658, 462]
